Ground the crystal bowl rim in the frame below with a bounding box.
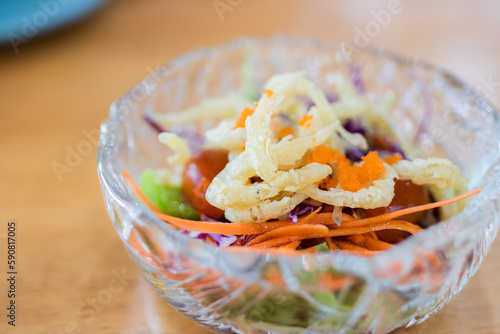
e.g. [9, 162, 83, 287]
[98, 35, 500, 279]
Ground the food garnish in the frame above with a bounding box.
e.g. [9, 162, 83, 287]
[125, 71, 481, 255]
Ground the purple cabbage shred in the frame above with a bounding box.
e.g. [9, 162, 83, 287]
[182, 223, 237, 247]
[288, 202, 319, 223]
[342, 118, 366, 135]
[351, 62, 365, 94]
[387, 143, 406, 158]
[194, 233, 238, 248]
[240, 234, 258, 246]
[143, 114, 165, 134]
[297, 93, 338, 109]
[142, 113, 204, 153]
[172, 128, 204, 154]
[325, 92, 339, 104]
[345, 146, 365, 162]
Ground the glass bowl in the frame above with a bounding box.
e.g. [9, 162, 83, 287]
[97, 36, 500, 334]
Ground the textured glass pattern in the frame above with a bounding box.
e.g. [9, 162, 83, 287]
[97, 36, 500, 334]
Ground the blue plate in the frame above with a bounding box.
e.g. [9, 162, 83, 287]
[0, 0, 107, 49]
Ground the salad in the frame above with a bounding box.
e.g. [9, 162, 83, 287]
[123, 71, 481, 255]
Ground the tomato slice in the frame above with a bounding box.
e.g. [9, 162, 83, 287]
[365, 179, 431, 224]
[182, 149, 228, 220]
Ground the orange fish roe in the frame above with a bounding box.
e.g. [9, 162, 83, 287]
[319, 176, 339, 190]
[307, 145, 349, 166]
[361, 151, 386, 180]
[280, 126, 294, 137]
[337, 166, 362, 192]
[233, 106, 255, 129]
[338, 151, 385, 192]
[384, 153, 403, 165]
[298, 114, 313, 128]
[262, 89, 274, 97]
[308, 146, 386, 192]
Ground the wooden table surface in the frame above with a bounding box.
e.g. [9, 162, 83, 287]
[1, 1, 500, 333]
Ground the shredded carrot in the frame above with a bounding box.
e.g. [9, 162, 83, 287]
[326, 238, 376, 256]
[243, 207, 320, 247]
[249, 233, 324, 248]
[326, 220, 422, 237]
[298, 114, 313, 128]
[349, 234, 365, 245]
[339, 188, 482, 228]
[247, 220, 419, 248]
[262, 88, 273, 97]
[271, 212, 362, 226]
[332, 241, 377, 254]
[233, 106, 255, 129]
[260, 220, 294, 230]
[233, 236, 244, 246]
[153, 185, 477, 237]
[122, 166, 482, 256]
[296, 207, 322, 225]
[384, 153, 403, 165]
[154, 211, 260, 234]
[325, 237, 338, 250]
[342, 213, 356, 221]
[280, 241, 301, 250]
[246, 224, 328, 247]
[155, 210, 296, 235]
[227, 245, 319, 256]
[363, 236, 393, 251]
[330, 219, 419, 231]
[286, 188, 482, 229]
[337, 249, 376, 257]
[280, 126, 294, 137]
